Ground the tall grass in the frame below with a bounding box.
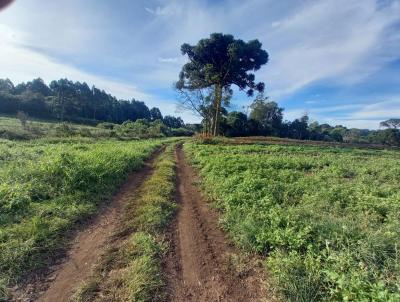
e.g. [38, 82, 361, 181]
[185, 142, 400, 301]
[0, 138, 171, 299]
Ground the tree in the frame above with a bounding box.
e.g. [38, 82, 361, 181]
[0, 78, 14, 93]
[17, 111, 28, 129]
[224, 111, 248, 136]
[176, 87, 211, 134]
[288, 114, 309, 140]
[249, 94, 283, 136]
[380, 118, 400, 129]
[163, 115, 184, 128]
[26, 78, 52, 96]
[177, 33, 269, 136]
[130, 100, 151, 121]
[149, 107, 163, 121]
[368, 129, 400, 146]
[50, 79, 77, 121]
[176, 85, 232, 135]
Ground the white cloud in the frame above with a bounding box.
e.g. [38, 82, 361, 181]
[0, 23, 195, 122]
[0, 25, 148, 100]
[350, 99, 400, 119]
[144, 3, 182, 17]
[158, 56, 180, 63]
[289, 98, 400, 129]
[263, 0, 400, 98]
[284, 109, 307, 121]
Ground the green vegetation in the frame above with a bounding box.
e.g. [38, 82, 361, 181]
[0, 116, 192, 141]
[73, 144, 177, 302]
[0, 138, 171, 298]
[177, 33, 268, 136]
[185, 141, 400, 301]
[0, 116, 113, 140]
[0, 78, 187, 127]
[218, 101, 400, 146]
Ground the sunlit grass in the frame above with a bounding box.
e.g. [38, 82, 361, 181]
[0, 138, 172, 299]
[185, 141, 400, 301]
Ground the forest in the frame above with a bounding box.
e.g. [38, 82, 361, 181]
[0, 78, 184, 127]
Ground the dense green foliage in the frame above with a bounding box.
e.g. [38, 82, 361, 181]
[185, 141, 400, 301]
[0, 78, 186, 127]
[0, 138, 171, 298]
[73, 144, 177, 302]
[177, 33, 268, 135]
[220, 106, 400, 146]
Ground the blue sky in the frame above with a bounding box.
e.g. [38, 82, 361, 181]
[0, 0, 399, 128]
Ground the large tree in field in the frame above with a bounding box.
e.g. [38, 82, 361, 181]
[177, 85, 232, 135]
[176, 33, 269, 136]
[380, 118, 400, 129]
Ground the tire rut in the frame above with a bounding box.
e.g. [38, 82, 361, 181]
[164, 145, 269, 302]
[20, 149, 163, 302]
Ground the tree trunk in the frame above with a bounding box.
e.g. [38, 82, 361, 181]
[212, 84, 222, 136]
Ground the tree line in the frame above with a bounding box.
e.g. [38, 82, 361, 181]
[218, 94, 400, 146]
[0, 78, 185, 128]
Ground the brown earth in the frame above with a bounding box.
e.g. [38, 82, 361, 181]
[164, 145, 270, 302]
[13, 149, 162, 302]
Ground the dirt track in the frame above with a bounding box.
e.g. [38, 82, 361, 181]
[164, 146, 267, 302]
[13, 145, 268, 301]
[33, 152, 159, 302]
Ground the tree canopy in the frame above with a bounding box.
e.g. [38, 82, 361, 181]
[249, 94, 283, 136]
[380, 118, 400, 129]
[177, 33, 269, 135]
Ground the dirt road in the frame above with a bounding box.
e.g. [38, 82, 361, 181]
[164, 145, 267, 302]
[32, 151, 160, 302]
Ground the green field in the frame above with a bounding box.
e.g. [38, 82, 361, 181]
[185, 141, 400, 301]
[0, 137, 174, 295]
[0, 116, 113, 140]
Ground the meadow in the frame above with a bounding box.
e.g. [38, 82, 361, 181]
[0, 116, 112, 140]
[0, 137, 172, 297]
[184, 141, 400, 301]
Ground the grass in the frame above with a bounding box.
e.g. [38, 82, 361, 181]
[184, 140, 400, 301]
[72, 144, 177, 302]
[0, 116, 192, 141]
[0, 138, 178, 300]
[0, 116, 113, 140]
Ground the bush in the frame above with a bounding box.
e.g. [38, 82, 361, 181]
[170, 127, 194, 137]
[96, 122, 116, 130]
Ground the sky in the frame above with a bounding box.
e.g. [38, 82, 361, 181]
[0, 0, 399, 129]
